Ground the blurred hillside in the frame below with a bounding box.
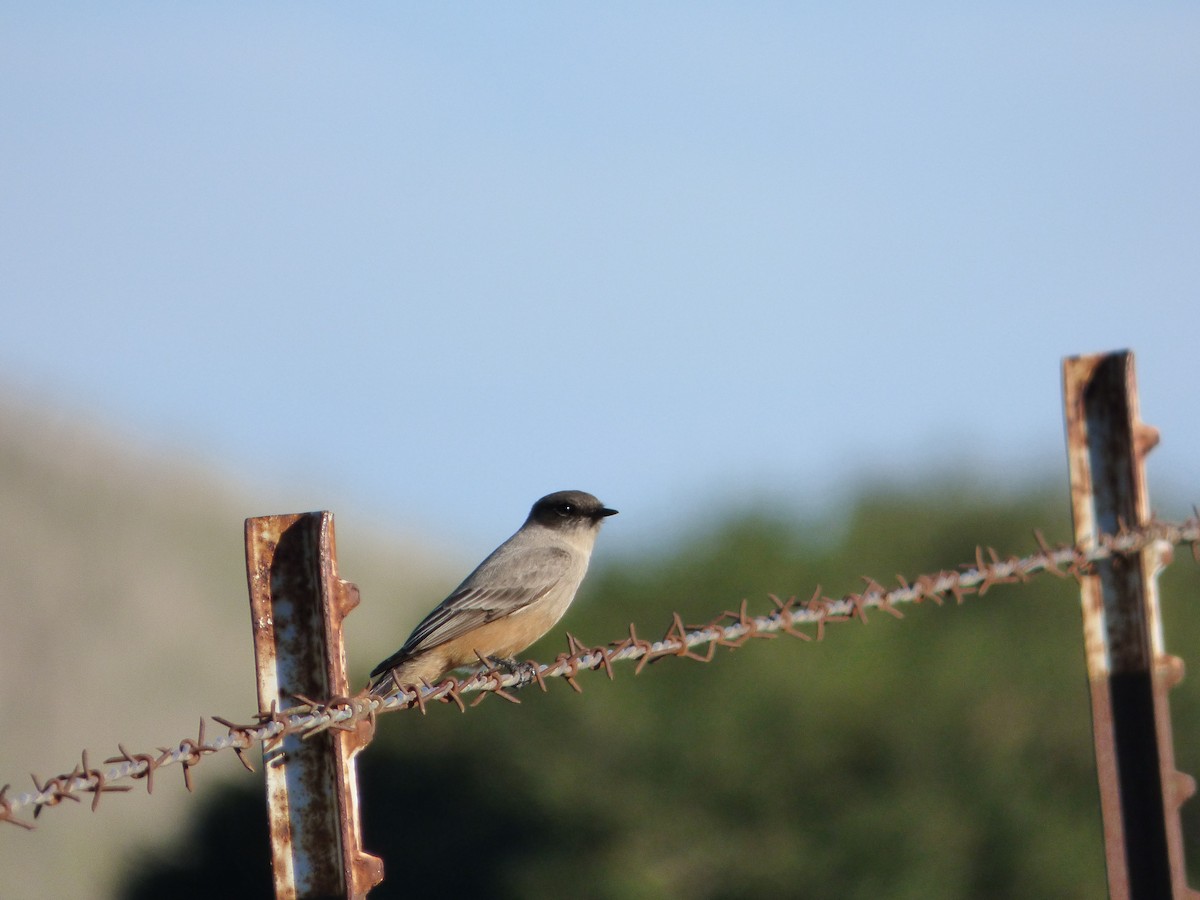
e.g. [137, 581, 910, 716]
[116, 477, 1199, 896]
[0, 393, 459, 900]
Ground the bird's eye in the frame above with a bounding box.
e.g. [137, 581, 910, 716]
[555, 503, 575, 517]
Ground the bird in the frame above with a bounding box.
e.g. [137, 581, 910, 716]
[367, 490, 617, 696]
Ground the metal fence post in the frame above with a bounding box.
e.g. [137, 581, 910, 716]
[1062, 350, 1197, 900]
[245, 512, 385, 899]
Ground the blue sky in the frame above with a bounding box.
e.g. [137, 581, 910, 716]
[2, 4, 1197, 553]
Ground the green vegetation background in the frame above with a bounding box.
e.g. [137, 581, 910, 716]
[119, 484, 1200, 899]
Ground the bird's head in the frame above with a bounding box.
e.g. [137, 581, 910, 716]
[528, 490, 618, 532]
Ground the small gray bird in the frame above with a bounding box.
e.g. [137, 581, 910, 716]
[368, 490, 617, 695]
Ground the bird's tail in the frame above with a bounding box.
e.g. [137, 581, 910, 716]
[366, 646, 409, 697]
[367, 670, 396, 697]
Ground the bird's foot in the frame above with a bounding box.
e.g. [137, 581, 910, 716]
[485, 656, 539, 690]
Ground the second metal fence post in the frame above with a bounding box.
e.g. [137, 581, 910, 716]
[1063, 350, 1196, 900]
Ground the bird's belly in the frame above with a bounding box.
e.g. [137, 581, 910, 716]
[441, 603, 566, 665]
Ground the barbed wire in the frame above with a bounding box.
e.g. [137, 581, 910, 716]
[3, 516, 1197, 829]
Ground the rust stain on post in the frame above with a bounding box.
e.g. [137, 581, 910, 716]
[1062, 351, 1197, 900]
[246, 512, 384, 899]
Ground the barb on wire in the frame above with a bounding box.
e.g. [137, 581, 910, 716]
[3, 515, 1196, 829]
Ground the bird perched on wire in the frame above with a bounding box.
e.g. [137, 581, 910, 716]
[367, 490, 618, 696]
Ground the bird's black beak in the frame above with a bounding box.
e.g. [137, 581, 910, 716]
[597, 507, 619, 518]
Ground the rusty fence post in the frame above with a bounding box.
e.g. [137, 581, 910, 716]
[1062, 350, 1197, 900]
[245, 512, 385, 899]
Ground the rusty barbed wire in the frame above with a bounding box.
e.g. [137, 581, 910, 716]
[3, 515, 1197, 829]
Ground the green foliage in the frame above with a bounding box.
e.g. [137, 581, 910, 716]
[118, 484, 1200, 899]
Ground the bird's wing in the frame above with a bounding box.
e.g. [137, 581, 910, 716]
[369, 545, 571, 678]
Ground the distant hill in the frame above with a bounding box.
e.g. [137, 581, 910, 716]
[0, 391, 456, 900]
